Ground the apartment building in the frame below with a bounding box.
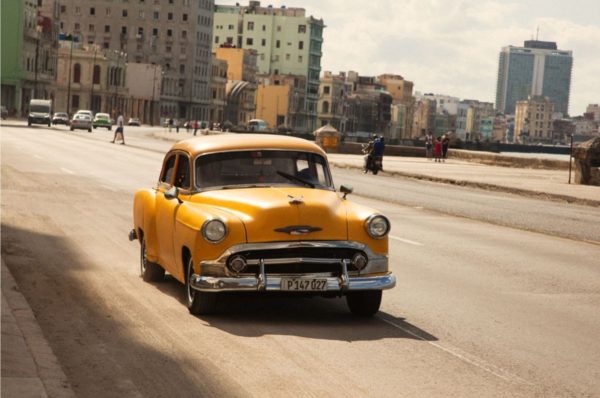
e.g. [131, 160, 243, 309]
[213, 1, 324, 133]
[46, 0, 214, 120]
[377, 74, 415, 140]
[317, 71, 351, 132]
[256, 74, 306, 131]
[514, 95, 555, 143]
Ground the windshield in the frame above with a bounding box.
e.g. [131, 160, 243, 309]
[30, 105, 50, 113]
[195, 150, 333, 191]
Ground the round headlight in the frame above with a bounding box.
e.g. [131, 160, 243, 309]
[352, 253, 368, 270]
[202, 219, 227, 243]
[365, 215, 390, 239]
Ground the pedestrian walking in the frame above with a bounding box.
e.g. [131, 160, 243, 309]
[442, 133, 450, 161]
[433, 136, 442, 162]
[193, 120, 199, 136]
[168, 117, 173, 132]
[111, 111, 126, 145]
[175, 119, 180, 133]
[425, 130, 434, 160]
[186, 121, 191, 133]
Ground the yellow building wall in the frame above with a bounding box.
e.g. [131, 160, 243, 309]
[214, 48, 244, 81]
[256, 84, 290, 128]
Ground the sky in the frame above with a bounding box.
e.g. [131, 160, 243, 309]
[217, 0, 600, 116]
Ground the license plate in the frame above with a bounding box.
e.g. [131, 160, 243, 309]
[281, 278, 328, 291]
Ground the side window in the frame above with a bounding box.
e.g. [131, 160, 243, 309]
[160, 154, 177, 185]
[174, 155, 190, 188]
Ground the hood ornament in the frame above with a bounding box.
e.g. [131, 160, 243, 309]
[275, 225, 322, 235]
[287, 194, 304, 205]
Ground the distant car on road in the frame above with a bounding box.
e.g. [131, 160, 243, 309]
[75, 110, 93, 118]
[52, 112, 70, 125]
[130, 134, 395, 316]
[128, 118, 141, 126]
[70, 113, 92, 132]
[93, 113, 112, 130]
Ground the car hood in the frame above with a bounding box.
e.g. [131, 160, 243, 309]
[192, 187, 348, 242]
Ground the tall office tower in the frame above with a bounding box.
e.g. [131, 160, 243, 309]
[213, 1, 324, 133]
[50, 0, 215, 120]
[495, 40, 572, 116]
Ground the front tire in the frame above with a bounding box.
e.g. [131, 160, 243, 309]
[346, 290, 382, 317]
[140, 238, 164, 282]
[186, 257, 217, 315]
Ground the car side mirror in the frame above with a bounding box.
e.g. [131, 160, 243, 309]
[164, 186, 182, 203]
[340, 184, 353, 200]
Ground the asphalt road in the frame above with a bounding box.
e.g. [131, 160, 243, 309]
[2, 124, 600, 397]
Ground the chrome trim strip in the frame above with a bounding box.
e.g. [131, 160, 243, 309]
[190, 273, 396, 293]
[246, 257, 346, 265]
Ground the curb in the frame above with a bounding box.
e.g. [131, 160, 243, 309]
[1, 258, 76, 398]
[331, 162, 600, 208]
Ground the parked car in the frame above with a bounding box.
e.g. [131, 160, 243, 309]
[128, 118, 141, 126]
[130, 134, 395, 316]
[52, 112, 70, 125]
[93, 112, 112, 130]
[70, 113, 92, 132]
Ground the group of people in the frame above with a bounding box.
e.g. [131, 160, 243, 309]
[425, 131, 450, 162]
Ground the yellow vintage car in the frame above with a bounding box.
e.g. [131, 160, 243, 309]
[129, 134, 395, 315]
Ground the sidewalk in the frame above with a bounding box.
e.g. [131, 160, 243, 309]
[328, 154, 600, 206]
[149, 130, 599, 206]
[1, 258, 75, 398]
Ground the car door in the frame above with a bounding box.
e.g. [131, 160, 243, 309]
[155, 152, 180, 272]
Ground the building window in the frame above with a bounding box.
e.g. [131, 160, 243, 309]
[74, 23, 80, 31]
[106, 7, 111, 16]
[285, 54, 290, 60]
[247, 21, 254, 30]
[166, 45, 171, 52]
[75, 6, 81, 15]
[167, 29, 172, 37]
[181, 30, 187, 39]
[277, 25, 281, 32]
[261, 38, 266, 46]
[60, 5, 66, 13]
[73, 63, 81, 83]
[262, 25, 266, 31]
[276, 40, 280, 48]
[93, 65, 101, 84]
[90, 7, 95, 15]
[139, 10, 144, 19]
[103, 42, 109, 49]
[322, 101, 329, 113]
[246, 37, 253, 45]
[138, 27, 144, 36]
[298, 41, 303, 50]
[179, 64, 185, 74]
[152, 28, 158, 36]
[89, 24, 95, 32]
[298, 55, 303, 62]
[121, 26, 127, 34]
[71, 95, 80, 109]
[153, 11, 159, 20]
[183, 13, 188, 21]
[168, 12, 173, 20]
[298, 24, 306, 33]
[323, 86, 330, 94]
[122, 9, 128, 17]
[214, 35, 219, 44]
[228, 24, 234, 30]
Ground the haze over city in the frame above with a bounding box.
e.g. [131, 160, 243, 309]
[218, 0, 600, 115]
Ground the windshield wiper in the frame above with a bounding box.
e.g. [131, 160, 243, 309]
[276, 170, 315, 188]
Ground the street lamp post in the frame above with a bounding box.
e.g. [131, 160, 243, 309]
[90, 46, 97, 113]
[66, 35, 75, 116]
[33, 26, 42, 98]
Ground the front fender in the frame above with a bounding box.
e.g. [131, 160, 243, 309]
[172, 201, 247, 283]
[344, 201, 389, 258]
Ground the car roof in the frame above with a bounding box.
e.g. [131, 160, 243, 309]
[95, 113, 109, 117]
[170, 134, 327, 157]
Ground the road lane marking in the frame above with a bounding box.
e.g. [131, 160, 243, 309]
[60, 168, 75, 175]
[390, 235, 424, 246]
[376, 314, 533, 385]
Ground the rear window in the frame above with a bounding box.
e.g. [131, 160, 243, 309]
[195, 150, 333, 190]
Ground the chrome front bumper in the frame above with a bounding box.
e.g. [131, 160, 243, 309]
[190, 272, 396, 292]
